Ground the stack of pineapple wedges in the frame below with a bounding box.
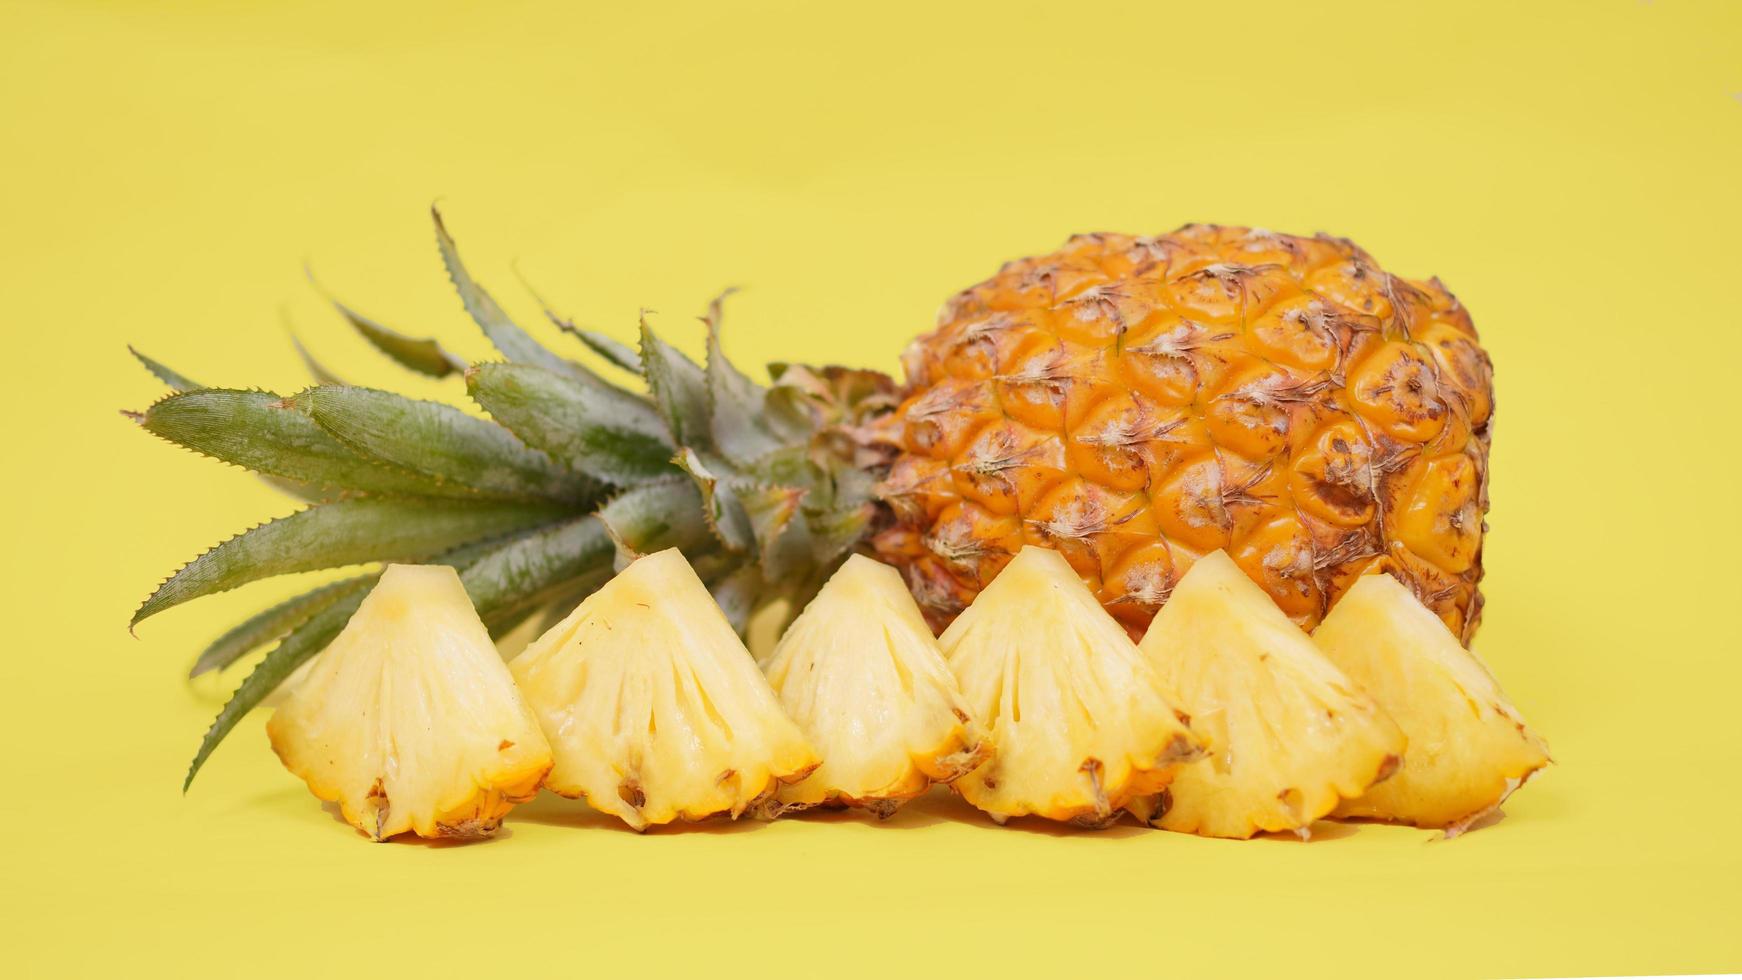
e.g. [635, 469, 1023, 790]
[128, 214, 1551, 841]
[266, 545, 1548, 840]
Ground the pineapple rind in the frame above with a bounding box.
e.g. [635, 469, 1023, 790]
[511, 549, 820, 831]
[1137, 551, 1404, 839]
[266, 564, 554, 841]
[1313, 573, 1550, 833]
[940, 547, 1200, 827]
[761, 555, 990, 815]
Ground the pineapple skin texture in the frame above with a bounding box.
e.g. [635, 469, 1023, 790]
[875, 224, 1492, 642]
[761, 555, 990, 815]
[266, 564, 553, 842]
[1313, 574, 1550, 834]
[1136, 551, 1404, 839]
[511, 549, 820, 831]
[940, 547, 1201, 828]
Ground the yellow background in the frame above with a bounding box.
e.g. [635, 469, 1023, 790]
[3, 0, 1738, 976]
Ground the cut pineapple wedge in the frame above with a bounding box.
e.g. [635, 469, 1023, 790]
[939, 547, 1201, 828]
[761, 554, 990, 817]
[510, 548, 819, 830]
[1314, 573, 1551, 836]
[267, 564, 553, 842]
[1135, 551, 1405, 840]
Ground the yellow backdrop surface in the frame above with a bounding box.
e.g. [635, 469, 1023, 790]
[3, 1, 1738, 976]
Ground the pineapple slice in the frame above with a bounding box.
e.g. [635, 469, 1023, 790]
[939, 546, 1200, 828]
[266, 564, 553, 841]
[761, 555, 990, 817]
[1135, 551, 1405, 839]
[1313, 573, 1551, 836]
[510, 548, 819, 830]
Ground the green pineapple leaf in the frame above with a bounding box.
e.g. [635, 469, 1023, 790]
[188, 575, 375, 677]
[297, 385, 592, 503]
[707, 565, 762, 636]
[594, 479, 711, 569]
[184, 589, 366, 790]
[738, 484, 809, 581]
[513, 271, 645, 375]
[461, 514, 615, 630]
[131, 388, 478, 499]
[466, 362, 677, 485]
[804, 501, 876, 572]
[289, 334, 349, 387]
[637, 314, 711, 449]
[701, 291, 785, 464]
[460, 513, 612, 611]
[562, 324, 642, 375]
[129, 346, 199, 392]
[432, 206, 589, 378]
[133, 497, 569, 626]
[672, 447, 753, 553]
[322, 292, 467, 378]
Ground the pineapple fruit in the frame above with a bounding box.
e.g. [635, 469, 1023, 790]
[1133, 551, 1404, 839]
[760, 554, 990, 817]
[875, 224, 1493, 642]
[510, 548, 819, 830]
[940, 546, 1201, 828]
[266, 564, 552, 841]
[1313, 573, 1550, 836]
[127, 214, 1498, 788]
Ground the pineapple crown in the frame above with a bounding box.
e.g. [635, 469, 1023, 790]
[127, 207, 899, 789]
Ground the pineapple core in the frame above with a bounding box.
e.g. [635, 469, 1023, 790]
[1134, 551, 1404, 839]
[761, 554, 990, 817]
[266, 564, 553, 842]
[939, 546, 1201, 828]
[1314, 573, 1551, 836]
[510, 548, 819, 830]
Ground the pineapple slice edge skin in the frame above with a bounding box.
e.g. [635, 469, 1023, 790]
[1133, 551, 1406, 841]
[510, 548, 821, 832]
[1313, 573, 1552, 839]
[757, 554, 993, 819]
[266, 563, 554, 843]
[939, 546, 1204, 830]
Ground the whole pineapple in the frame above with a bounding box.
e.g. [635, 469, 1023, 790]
[128, 212, 1491, 784]
[877, 224, 1491, 639]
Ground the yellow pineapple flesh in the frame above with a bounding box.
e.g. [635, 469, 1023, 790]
[939, 546, 1200, 828]
[266, 564, 553, 841]
[760, 554, 990, 817]
[1313, 573, 1550, 836]
[510, 548, 819, 830]
[1134, 550, 1404, 839]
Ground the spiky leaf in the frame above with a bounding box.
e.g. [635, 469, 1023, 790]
[289, 335, 348, 386]
[739, 484, 808, 581]
[188, 575, 374, 677]
[805, 502, 875, 571]
[134, 497, 569, 626]
[185, 589, 366, 790]
[637, 316, 710, 449]
[298, 385, 590, 502]
[512, 266, 645, 375]
[466, 362, 676, 485]
[564, 325, 642, 374]
[129, 347, 199, 391]
[133, 389, 473, 499]
[326, 295, 467, 378]
[594, 479, 710, 569]
[673, 447, 752, 553]
[432, 206, 581, 375]
[702, 292, 784, 463]
[459, 513, 614, 623]
[708, 565, 762, 636]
